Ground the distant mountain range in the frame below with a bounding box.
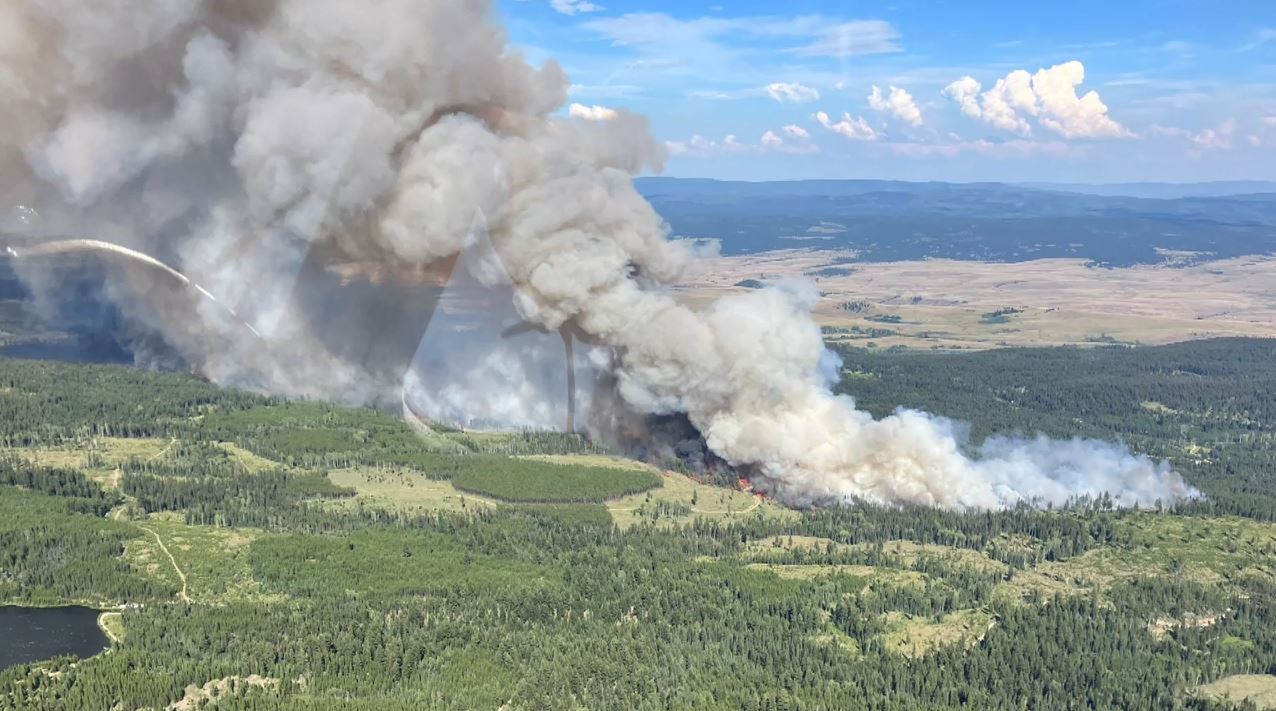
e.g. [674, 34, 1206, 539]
[1019, 181, 1276, 199]
[636, 178, 1276, 266]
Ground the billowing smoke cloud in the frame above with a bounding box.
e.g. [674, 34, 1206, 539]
[0, 0, 1195, 510]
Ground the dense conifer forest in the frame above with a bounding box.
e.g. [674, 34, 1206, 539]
[0, 341, 1273, 709]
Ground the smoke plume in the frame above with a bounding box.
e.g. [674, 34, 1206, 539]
[0, 0, 1196, 510]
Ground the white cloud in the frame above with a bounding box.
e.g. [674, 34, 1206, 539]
[868, 85, 923, 127]
[550, 0, 604, 15]
[569, 103, 618, 121]
[758, 128, 818, 154]
[1154, 121, 1238, 151]
[666, 134, 745, 157]
[792, 20, 903, 58]
[943, 61, 1128, 139]
[816, 111, 878, 141]
[1191, 121, 1236, 150]
[687, 89, 735, 100]
[1265, 117, 1276, 128]
[667, 129, 818, 157]
[723, 134, 748, 153]
[943, 77, 983, 118]
[980, 71, 1036, 135]
[1032, 62, 1126, 138]
[888, 139, 1069, 158]
[666, 135, 715, 156]
[782, 124, 811, 140]
[767, 82, 820, 104]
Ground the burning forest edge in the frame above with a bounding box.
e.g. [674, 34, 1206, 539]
[0, 0, 1197, 511]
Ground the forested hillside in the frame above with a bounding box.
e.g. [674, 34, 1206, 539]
[835, 338, 1276, 519]
[638, 178, 1276, 264]
[0, 344, 1273, 709]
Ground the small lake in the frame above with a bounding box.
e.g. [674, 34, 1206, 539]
[0, 606, 109, 669]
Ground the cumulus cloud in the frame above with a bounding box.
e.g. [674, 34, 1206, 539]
[665, 133, 743, 156]
[943, 76, 983, 118]
[667, 129, 816, 156]
[1153, 121, 1238, 151]
[816, 111, 878, 141]
[550, 0, 603, 15]
[767, 82, 820, 104]
[759, 128, 817, 154]
[1190, 120, 1237, 150]
[868, 85, 923, 127]
[569, 103, 619, 121]
[944, 61, 1128, 139]
[782, 124, 811, 140]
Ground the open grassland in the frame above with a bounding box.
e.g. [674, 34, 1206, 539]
[326, 467, 500, 514]
[327, 460, 796, 529]
[451, 457, 662, 503]
[723, 513, 1276, 660]
[881, 609, 996, 659]
[995, 514, 1276, 604]
[679, 251, 1276, 349]
[214, 442, 283, 474]
[606, 469, 798, 528]
[6, 437, 172, 490]
[121, 524, 183, 599]
[1196, 675, 1276, 709]
[97, 612, 125, 645]
[138, 513, 283, 604]
[521, 455, 798, 526]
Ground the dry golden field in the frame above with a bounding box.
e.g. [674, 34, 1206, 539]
[678, 250, 1276, 350]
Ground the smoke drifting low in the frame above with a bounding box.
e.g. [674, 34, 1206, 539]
[1, 0, 1196, 510]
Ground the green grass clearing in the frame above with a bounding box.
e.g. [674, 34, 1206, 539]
[5, 437, 173, 491]
[215, 442, 284, 473]
[1196, 675, 1276, 709]
[326, 467, 500, 514]
[97, 611, 126, 644]
[881, 609, 996, 658]
[451, 456, 661, 503]
[133, 513, 283, 604]
[608, 471, 797, 528]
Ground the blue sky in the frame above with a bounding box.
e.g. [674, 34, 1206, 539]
[500, 0, 1276, 183]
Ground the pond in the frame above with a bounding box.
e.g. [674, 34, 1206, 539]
[0, 606, 109, 669]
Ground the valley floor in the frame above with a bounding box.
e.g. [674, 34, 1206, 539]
[679, 251, 1276, 350]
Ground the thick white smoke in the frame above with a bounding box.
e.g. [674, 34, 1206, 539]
[0, 0, 1196, 510]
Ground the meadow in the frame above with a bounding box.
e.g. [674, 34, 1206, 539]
[450, 456, 661, 503]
